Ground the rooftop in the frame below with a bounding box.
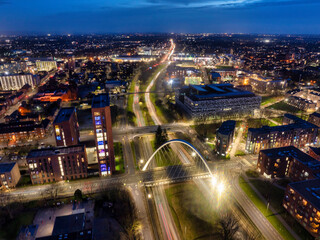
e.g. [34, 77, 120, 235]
[181, 84, 258, 101]
[27, 145, 85, 159]
[310, 112, 320, 118]
[52, 213, 85, 236]
[92, 94, 110, 109]
[0, 162, 16, 173]
[217, 120, 236, 135]
[0, 120, 49, 134]
[53, 107, 75, 124]
[249, 115, 318, 134]
[289, 179, 320, 210]
[261, 146, 320, 171]
[310, 147, 320, 156]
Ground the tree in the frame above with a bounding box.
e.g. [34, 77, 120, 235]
[74, 189, 83, 202]
[218, 213, 240, 240]
[155, 126, 168, 149]
[46, 184, 61, 200]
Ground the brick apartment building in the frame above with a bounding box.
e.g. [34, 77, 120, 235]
[283, 179, 320, 238]
[27, 145, 88, 184]
[0, 162, 21, 188]
[257, 146, 320, 181]
[246, 114, 318, 154]
[91, 94, 115, 176]
[0, 120, 49, 144]
[53, 107, 80, 147]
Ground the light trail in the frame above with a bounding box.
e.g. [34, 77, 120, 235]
[159, 203, 173, 240]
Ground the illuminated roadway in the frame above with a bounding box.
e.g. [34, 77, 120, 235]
[143, 39, 284, 240]
[1, 40, 285, 240]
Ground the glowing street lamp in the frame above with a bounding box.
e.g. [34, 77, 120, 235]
[218, 182, 225, 194]
[148, 193, 152, 199]
[191, 152, 196, 157]
[210, 176, 217, 187]
[140, 159, 144, 164]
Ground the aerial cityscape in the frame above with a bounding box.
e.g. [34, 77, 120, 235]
[1, 1, 320, 240]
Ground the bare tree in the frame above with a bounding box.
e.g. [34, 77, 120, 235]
[219, 213, 240, 240]
[0, 193, 14, 219]
[46, 184, 61, 200]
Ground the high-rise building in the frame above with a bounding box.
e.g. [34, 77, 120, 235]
[91, 94, 115, 176]
[0, 73, 40, 90]
[27, 145, 88, 184]
[53, 107, 80, 147]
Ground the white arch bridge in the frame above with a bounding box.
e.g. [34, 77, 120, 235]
[140, 139, 213, 186]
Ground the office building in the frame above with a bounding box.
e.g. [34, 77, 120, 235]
[308, 112, 320, 127]
[35, 60, 57, 72]
[0, 74, 40, 90]
[53, 107, 80, 147]
[246, 114, 318, 154]
[91, 94, 115, 176]
[283, 179, 320, 238]
[0, 162, 21, 188]
[175, 84, 261, 119]
[216, 120, 236, 157]
[257, 146, 320, 181]
[27, 145, 88, 184]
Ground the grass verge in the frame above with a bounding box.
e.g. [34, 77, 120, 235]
[114, 142, 125, 174]
[165, 183, 221, 240]
[239, 176, 313, 240]
[267, 101, 303, 113]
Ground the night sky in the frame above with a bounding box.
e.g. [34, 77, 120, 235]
[0, 0, 320, 34]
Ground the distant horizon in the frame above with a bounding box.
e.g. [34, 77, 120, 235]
[1, 0, 320, 35]
[2, 32, 320, 37]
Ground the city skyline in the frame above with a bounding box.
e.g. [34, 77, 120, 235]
[0, 0, 320, 34]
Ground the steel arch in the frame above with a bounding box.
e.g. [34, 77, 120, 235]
[142, 139, 213, 176]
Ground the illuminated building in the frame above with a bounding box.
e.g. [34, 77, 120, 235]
[0, 162, 21, 188]
[0, 73, 40, 90]
[53, 107, 80, 147]
[214, 68, 237, 81]
[287, 96, 316, 112]
[286, 88, 320, 110]
[246, 114, 318, 154]
[33, 88, 77, 102]
[91, 94, 115, 176]
[175, 84, 261, 119]
[257, 146, 320, 181]
[27, 145, 88, 184]
[216, 120, 236, 157]
[309, 147, 320, 161]
[0, 120, 49, 143]
[113, 55, 156, 62]
[249, 75, 287, 94]
[308, 112, 320, 127]
[35, 60, 57, 72]
[209, 72, 221, 83]
[283, 179, 320, 238]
